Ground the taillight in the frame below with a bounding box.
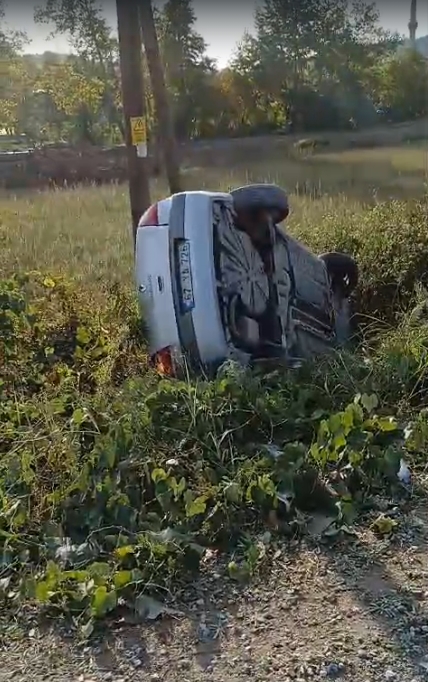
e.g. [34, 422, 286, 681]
[152, 347, 174, 376]
[139, 203, 159, 227]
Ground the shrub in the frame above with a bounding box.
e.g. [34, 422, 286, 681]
[0, 272, 425, 632]
[293, 195, 428, 321]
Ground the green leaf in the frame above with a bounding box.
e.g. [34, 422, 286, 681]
[328, 413, 342, 434]
[114, 545, 135, 561]
[338, 498, 357, 525]
[151, 468, 168, 484]
[227, 560, 250, 583]
[170, 476, 186, 499]
[186, 495, 207, 518]
[131, 569, 144, 583]
[361, 393, 379, 413]
[348, 450, 362, 466]
[257, 474, 276, 497]
[318, 419, 330, 439]
[91, 586, 117, 618]
[224, 481, 241, 503]
[64, 570, 89, 583]
[371, 514, 397, 535]
[88, 562, 111, 584]
[377, 417, 398, 432]
[227, 560, 240, 579]
[342, 407, 355, 431]
[113, 570, 133, 589]
[333, 432, 347, 450]
[383, 446, 401, 475]
[35, 581, 52, 603]
[45, 560, 62, 587]
[74, 346, 84, 359]
[310, 442, 321, 461]
[76, 326, 91, 346]
[104, 445, 116, 469]
[71, 408, 85, 426]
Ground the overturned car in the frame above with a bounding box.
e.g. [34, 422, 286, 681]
[135, 184, 358, 376]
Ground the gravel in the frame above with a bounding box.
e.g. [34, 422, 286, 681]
[1, 502, 428, 682]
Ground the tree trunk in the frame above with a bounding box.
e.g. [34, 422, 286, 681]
[138, 0, 182, 194]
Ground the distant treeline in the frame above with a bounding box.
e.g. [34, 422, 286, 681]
[0, 0, 427, 146]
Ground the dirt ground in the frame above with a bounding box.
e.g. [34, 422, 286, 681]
[2, 490, 428, 682]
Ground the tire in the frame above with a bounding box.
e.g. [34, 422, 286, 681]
[230, 184, 289, 224]
[319, 251, 359, 297]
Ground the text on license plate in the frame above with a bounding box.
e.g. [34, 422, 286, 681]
[177, 240, 194, 312]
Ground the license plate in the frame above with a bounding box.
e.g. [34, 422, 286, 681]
[177, 240, 194, 312]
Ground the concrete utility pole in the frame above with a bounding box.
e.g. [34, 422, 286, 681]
[138, 0, 182, 194]
[409, 0, 418, 48]
[115, 0, 151, 247]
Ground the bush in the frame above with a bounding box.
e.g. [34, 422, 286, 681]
[293, 195, 428, 321]
[1, 269, 427, 633]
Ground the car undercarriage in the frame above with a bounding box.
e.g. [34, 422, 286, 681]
[212, 184, 358, 367]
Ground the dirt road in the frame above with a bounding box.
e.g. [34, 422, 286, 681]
[2, 497, 428, 682]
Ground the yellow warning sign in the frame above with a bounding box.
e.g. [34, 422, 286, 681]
[130, 116, 147, 145]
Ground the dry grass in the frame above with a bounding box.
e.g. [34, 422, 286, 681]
[0, 142, 426, 288]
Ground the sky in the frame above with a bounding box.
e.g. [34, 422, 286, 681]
[3, 1, 428, 67]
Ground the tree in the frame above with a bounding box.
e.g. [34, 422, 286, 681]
[369, 49, 428, 120]
[35, 0, 116, 68]
[34, 0, 124, 139]
[1, 0, 422, 147]
[231, 0, 397, 130]
[0, 2, 30, 134]
[156, 0, 215, 139]
[0, 0, 28, 57]
[0, 58, 30, 134]
[32, 61, 105, 142]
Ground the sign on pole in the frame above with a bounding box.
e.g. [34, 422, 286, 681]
[130, 116, 147, 157]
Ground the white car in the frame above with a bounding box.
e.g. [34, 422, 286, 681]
[135, 184, 358, 376]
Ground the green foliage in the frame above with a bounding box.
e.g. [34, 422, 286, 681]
[295, 196, 428, 320]
[155, 0, 216, 140]
[0, 0, 424, 145]
[230, 0, 403, 132]
[1, 262, 427, 631]
[369, 50, 428, 120]
[0, 0, 427, 632]
[34, 0, 118, 67]
[34, 0, 123, 143]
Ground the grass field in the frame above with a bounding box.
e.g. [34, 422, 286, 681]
[2, 143, 428, 673]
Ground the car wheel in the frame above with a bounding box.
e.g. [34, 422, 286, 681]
[319, 251, 359, 297]
[230, 184, 289, 225]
